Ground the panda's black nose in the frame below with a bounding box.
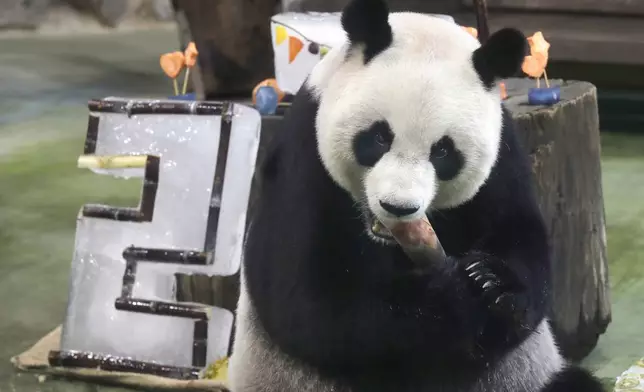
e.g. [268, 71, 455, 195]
[379, 201, 420, 217]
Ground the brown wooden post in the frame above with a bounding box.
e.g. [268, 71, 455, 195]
[171, 0, 281, 99]
[504, 77, 612, 361]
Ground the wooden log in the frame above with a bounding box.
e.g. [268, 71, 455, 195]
[503, 77, 611, 361]
[170, 0, 281, 98]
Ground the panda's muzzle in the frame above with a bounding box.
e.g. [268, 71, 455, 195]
[379, 201, 420, 217]
[369, 201, 423, 241]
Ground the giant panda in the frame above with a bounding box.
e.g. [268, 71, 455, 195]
[228, 0, 607, 391]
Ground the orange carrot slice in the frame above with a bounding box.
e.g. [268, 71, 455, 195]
[522, 54, 546, 78]
[160, 51, 185, 79]
[500, 82, 508, 100]
[184, 42, 199, 68]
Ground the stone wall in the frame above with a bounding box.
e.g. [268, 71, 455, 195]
[0, 0, 174, 32]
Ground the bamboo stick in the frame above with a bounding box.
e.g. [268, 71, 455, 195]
[77, 155, 149, 170]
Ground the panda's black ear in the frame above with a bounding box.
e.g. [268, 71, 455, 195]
[472, 28, 527, 89]
[341, 0, 393, 64]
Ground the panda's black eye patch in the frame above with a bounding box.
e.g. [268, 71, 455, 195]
[352, 121, 394, 167]
[430, 136, 464, 181]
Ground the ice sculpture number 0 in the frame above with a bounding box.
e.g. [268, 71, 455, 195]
[50, 98, 262, 379]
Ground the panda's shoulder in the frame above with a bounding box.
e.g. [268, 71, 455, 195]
[469, 105, 540, 214]
[259, 86, 321, 180]
[494, 106, 534, 182]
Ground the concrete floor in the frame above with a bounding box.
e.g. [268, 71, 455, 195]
[1, 26, 643, 392]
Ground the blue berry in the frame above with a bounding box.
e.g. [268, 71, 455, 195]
[528, 86, 561, 105]
[255, 86, 279, 115]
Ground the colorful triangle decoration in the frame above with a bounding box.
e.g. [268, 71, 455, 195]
[288, 36, 304, 63]
[275, 25, 287, 46]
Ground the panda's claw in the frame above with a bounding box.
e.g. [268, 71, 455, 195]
[482, 280, 498, 290]
[465, 261, 482, 271]
[463, 257, 524, 322]
[473, 272, 497, 284]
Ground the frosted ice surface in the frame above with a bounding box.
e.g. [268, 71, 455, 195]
[271, 12, 455, 94]
[89, 167, 145, 179]
[60, 99, 261, 368]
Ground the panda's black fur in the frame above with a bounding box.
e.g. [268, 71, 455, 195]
[230, 1, 607, 391]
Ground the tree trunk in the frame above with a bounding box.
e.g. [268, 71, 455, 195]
[504, 77, 612, 361]
[170, 0, 281, 99]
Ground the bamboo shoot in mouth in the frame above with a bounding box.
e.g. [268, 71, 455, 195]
[379, 215, 446, 266]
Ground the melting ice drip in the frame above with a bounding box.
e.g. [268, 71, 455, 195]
[55, 98, 261, 377]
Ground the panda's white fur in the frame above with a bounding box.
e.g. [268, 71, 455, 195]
[229, 2, 606, 391]
[309, 13, 503, 230]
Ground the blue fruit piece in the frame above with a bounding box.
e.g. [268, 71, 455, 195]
[255, 86, 279, 115]
[168, 93, 196, 101]
[527, 86, 561, 105]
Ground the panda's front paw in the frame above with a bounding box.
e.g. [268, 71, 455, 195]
[463, 257, 527, 323]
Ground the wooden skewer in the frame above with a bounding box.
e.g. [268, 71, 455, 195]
[160, 51, 186, 96]
[543, 69, 551, 88]
[173, 79, 179, 96]
[77, 155, 149, 169]
[181, 68, 190, 95]
[473, 0, 490, 44]
[182, 42, 199, 96]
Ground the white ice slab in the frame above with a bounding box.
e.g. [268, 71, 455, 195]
[60, 99, 261, 368]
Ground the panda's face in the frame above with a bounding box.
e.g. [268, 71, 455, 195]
[308, 11, 517, 243]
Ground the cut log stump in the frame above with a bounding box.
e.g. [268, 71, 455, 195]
[503, 77, 611, 361]
[170, 0, 281, 99]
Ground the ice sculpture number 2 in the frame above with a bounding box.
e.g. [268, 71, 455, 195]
[50, 98, 262, 380]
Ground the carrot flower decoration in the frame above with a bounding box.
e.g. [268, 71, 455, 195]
[522, 32, 551, 88]
[160, 51, 186, 96]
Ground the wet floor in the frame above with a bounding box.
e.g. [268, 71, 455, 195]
[0, 27, 181, 392]
[1, 26, 643, 392]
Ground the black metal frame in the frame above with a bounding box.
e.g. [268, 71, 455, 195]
[81, 155, 160, 222]
[50, 98, 247, 379]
